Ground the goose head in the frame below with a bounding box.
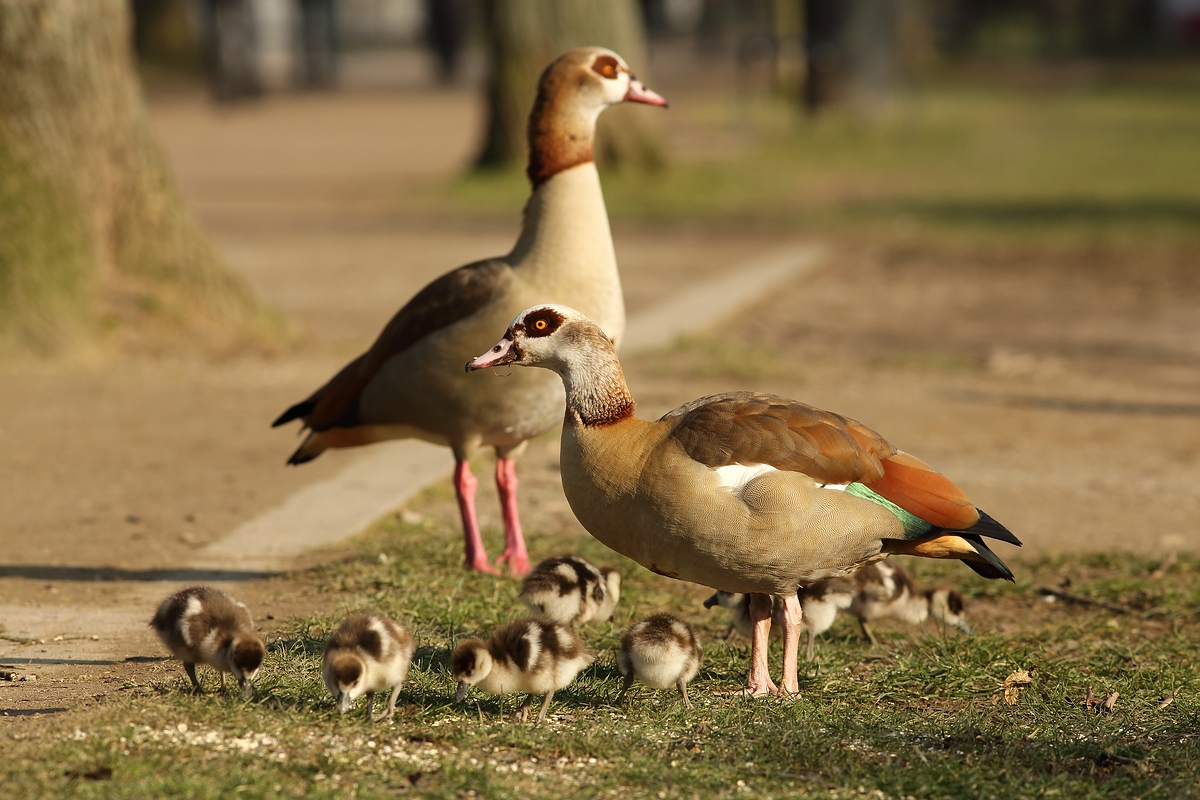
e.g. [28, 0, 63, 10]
[466, 304, 612, 377]
[541, 47, 668, 117]
[527, 49, 666, 187]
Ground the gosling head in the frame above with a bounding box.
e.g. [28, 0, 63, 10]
[226, 634, 265, 700]
[927, 588, 971, 634]
[325, 652, 367, 714]
[450, 640, 493, 702]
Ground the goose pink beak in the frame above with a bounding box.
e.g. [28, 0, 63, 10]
[466, 335, 518, 372]
[625, 79, 668, 107]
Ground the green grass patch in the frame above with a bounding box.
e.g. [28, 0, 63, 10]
[6, 506, 1198, 798]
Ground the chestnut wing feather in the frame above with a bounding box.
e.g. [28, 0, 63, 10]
[662, 392, 896, 484]
[285, 259, 511, 431]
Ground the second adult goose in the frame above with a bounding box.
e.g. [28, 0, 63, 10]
[272, 48, 666, 577]
[467, 304, 1021, 696]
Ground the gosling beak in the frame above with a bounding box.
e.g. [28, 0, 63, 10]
[957, 621, 973, 635]
[240, 678, 254, 701]
[467, 335, 518, 372]
[337, 691, 353, 714]
[454, 680, 470, 703]
[703, 593, 720, 609]
[625, 77, 668, 108]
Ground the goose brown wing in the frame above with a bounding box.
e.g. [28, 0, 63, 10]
[662, 392, 896, 484]
[274, 258, 511, 431]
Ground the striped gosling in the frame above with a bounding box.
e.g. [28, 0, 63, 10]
[150, 586, 265, 699]
[323, 614, 416, 722]
[451, 617, 592, 724]
[616, 614, 703, 707]
[850, 562, 971, 645]
[519, 555, 621, 627]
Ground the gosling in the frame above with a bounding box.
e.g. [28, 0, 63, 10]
[616, 613, 703, 707]
[704, 576, 855, 661]
[451, 617, 592, 724]
[323, 614, 416, 722]
[149, 586, 265, 699]
[519, 555, 621, 627]
[850, 562, 971, 646]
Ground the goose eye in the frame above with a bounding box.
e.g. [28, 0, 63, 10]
[593, 55, 620, 80]
[534, 319, 548, 330]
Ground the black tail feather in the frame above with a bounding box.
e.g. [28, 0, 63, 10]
[272, 400, 315, 428]
[960, 533, 1015, 582]
[968, 510, 1022, 547]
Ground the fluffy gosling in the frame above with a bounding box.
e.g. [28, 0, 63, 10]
[519, 555, 621, 627]
[617, 613, 703, 707]
[850, 562, 970, 645]
[451, 617, 592, 724]
[149, 586, 265, 699]
[323, 614, 416, 722]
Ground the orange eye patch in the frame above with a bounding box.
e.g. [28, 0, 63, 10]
[593, 55, 620, 80]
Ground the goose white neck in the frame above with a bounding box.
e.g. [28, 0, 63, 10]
[508, 165, 624, 340]
[558, 346, 634, 428]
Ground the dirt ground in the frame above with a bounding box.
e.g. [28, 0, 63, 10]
[2, 65, 1198, 725]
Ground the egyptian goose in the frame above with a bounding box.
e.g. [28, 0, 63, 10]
[466, 304, 1021, 696]
[451, 616, 593, 724]
[849, 561, 971, 646]
[705, 577, 855, 661]
[616, 613, 703, 707]
[519, 554, 621, 627]
[272, 49, 667, 577]
[323, 613, 416, 722]
[150, 586, 265, 699]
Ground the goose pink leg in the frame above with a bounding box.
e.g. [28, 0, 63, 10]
[454, 461, 498, 575]
[493, 457, 530, 576]
[746, 593, 778, 696]
[776, 594, 803, 696]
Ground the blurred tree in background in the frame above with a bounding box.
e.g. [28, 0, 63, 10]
[475, 0, 663, 171]
[0, 0, 277, 355]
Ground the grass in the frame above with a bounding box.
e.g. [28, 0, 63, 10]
[6, 505, 1198, 799]
[436, 65, 1200, 247]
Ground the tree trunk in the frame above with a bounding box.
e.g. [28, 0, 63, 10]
[801, 0, 899, 115]
[475, 0, 661, 171]
[0, 0, 280, 355]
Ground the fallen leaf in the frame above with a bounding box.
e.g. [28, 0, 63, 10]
[1083, 688, 1100, 710]
[1157, 690, 1176, 710]
[1003, 669, 1034, 705]
[1100, 691, 1119, 714]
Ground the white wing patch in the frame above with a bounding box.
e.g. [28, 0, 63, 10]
[714, 463, 778, 494]
[179, 595, 204, 647]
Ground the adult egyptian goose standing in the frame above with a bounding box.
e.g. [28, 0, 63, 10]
[467, 305, 1022, 696]
[272, 49, 667, 577]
